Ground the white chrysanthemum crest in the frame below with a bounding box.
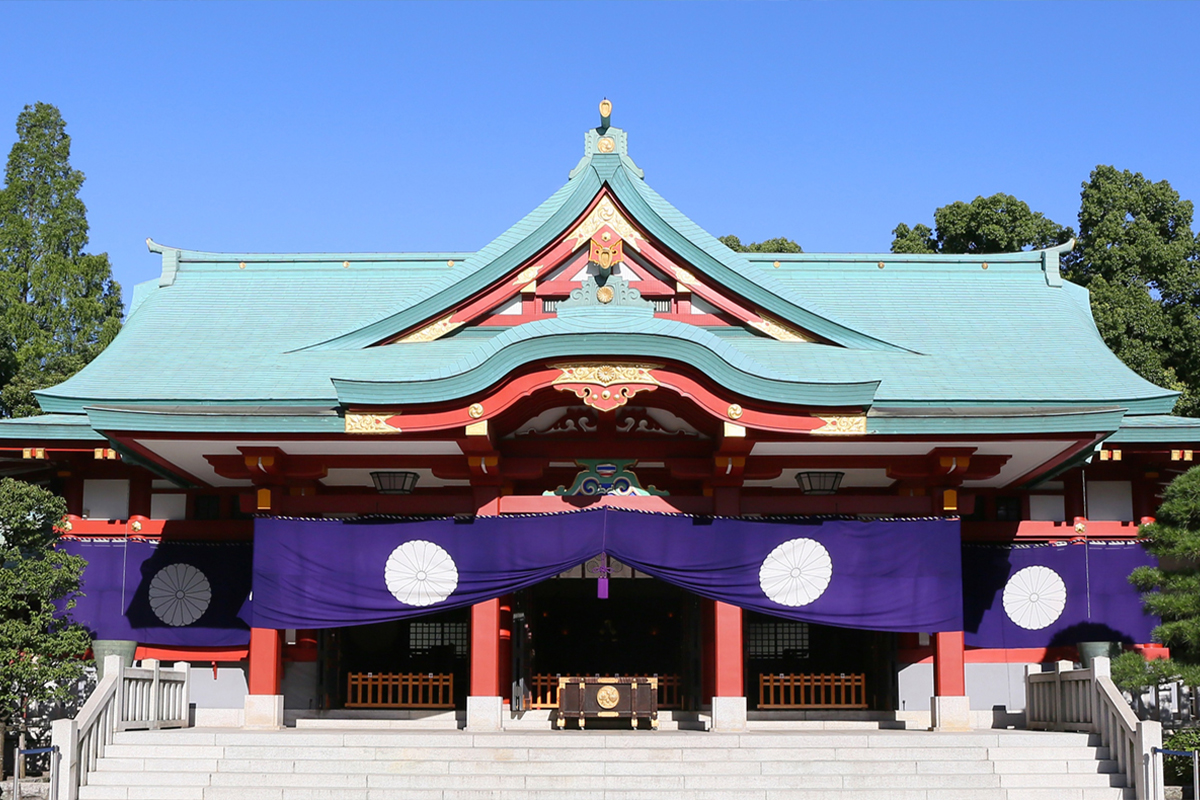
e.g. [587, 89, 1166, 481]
[759, 538, 833, 607]
[1003, 565, 1067, 630]
[385, 540, 459, 607]
[148, 563, 212, 627]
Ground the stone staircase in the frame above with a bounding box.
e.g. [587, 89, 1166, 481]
[77, 727, 1134, 800]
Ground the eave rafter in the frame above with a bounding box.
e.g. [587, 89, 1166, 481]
[382, 188, 824, 344]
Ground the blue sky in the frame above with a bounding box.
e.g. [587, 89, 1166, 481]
[2, 1, 1197, 302]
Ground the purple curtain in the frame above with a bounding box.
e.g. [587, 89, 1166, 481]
[963, 541, 1157, 648]
[59, 538, 252, 647]
[252, 509, 962, 632]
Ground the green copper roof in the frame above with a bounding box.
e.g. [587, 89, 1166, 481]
[332, 304, 880, 407]
[0, 413, 105, 441]
[1108, 414, 1200, 443]
[30, 119, 1179, 431]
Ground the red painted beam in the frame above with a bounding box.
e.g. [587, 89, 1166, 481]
[960, 519, 1145, 542]
[740, 495, 934, 516]
[497, 494, 713, 515]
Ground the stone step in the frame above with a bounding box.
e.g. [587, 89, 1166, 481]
[75, 785, 1138, 800]
[107, 728, 1105, 749]
[75, 728, 1133, 800]
[746, 718, 911, 730]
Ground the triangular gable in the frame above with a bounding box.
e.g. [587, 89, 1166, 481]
[387, 191, 822, 344]
[293, 129, 910, 354]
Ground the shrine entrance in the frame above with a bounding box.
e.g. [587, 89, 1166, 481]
[744, 611, 898, 712]
[319, 607, 470, 711]
[511, 567, 702, 712]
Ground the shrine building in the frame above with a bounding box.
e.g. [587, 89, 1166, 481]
[3, 101, 1198, 732]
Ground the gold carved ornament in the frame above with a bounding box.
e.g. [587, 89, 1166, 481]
[597, 137, 615, 154]
[513, 265, 541, 287]
[674, 267, 700, 286]
[468, 403, 485, 419]
[398, 313, 462, 344]
[567, 196, 643, 252]
[595, 685, 620, 709]
[550, 363, 662, 412]
[345, 413, 403, 434]
[749, 313, 813, 342]
[589, 238, 625, 269]
[812, 415, 868, 435]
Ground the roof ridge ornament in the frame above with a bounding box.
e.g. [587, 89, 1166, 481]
[570, 99, 644, 179]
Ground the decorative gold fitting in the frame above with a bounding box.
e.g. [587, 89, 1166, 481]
[723, 422, 746, 438]
[239, 262, 246, 270]
[599, 99, 612, 118]
[465, 420, 489, 437]
[727, 403, 744, 419]
[877, 262, 885, 269]
[343, 261, 350, 268]
[131, 520, 143, 532]
[468, 403, 485, 419]
[514, 265, 540, 285]
[447, 260, 455, 267]
[773, 261, 781, 268]
[596, 286, 615, 304]
[981, 262, 989, 270]
[597, 137, 615, 153]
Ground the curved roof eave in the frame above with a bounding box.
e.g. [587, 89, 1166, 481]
[330, 314, 881, 408]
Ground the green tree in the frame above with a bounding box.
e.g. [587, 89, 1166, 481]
[0, 478, 90, 738]
[1063, 166, 1200, 416]
[719, 235, 803, 254]
[0, 102, 123, 418]
[890, 193, 1073, 255]
[1130, 467, 1200, 664]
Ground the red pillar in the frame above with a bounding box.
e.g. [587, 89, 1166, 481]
[248, 627, 283, 695]
[471, 598, 501, 696]
[498, 595, 514, 702]
[713, 601, 743, 697]
[932, 631, 966, 696]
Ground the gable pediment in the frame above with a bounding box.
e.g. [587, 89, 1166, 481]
[387, 188, 822, 345]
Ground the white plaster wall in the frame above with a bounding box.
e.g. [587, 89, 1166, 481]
[1029, 494, 1066, 522]
[897, 662, 1034, 713]
[1087, 480, 1134, 521]
[82, 479, 129, 520]
[150, 493, 187, 520]
[188, 664, 248, 708]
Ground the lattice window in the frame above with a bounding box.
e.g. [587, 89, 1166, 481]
[408, 621, 469, 657]
[746, 620, 810, 660]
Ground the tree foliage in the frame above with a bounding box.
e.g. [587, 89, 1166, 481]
[1130, 467, 1200, 664]
[0, 478, 90, 733]
[718, 235, 803, 254]
[891, 193, 1073, 255]
[1063, 166, 1200, 416]
[0, 102, 123, 418]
